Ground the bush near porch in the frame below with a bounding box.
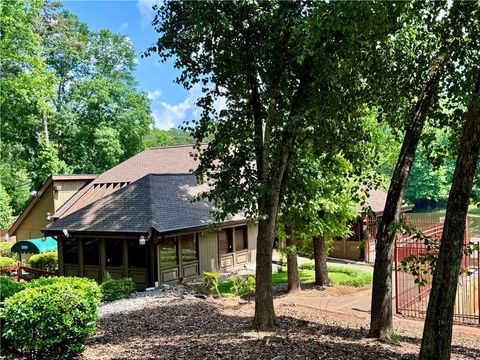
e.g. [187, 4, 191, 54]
[1, 277, 101, 358]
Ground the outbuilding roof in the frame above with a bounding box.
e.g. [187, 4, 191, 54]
[44, 174, 243, 236]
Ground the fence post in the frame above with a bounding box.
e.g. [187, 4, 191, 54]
[394, 236, 399, 315]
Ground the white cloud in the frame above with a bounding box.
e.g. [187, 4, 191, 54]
[151, 84, 226, 130]
[147, 89, 162, 101]
[137, 0, 159, 28]
[119, 22, 129, 32]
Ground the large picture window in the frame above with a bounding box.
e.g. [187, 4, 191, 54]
[83, 239, 99, 266]
[218, 229, 233, 254]
[106, 239, 123, 267]
[181, 234, 198, 263]
[234, 226, 248, 251]
[160, 237, 178, 269]
[128, 240, 147, 268]
[63, 238, 78, 264]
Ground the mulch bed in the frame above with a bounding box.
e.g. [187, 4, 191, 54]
[80, 289, 480, 360]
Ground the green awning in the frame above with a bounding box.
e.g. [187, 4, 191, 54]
[11, 237, 57, 254]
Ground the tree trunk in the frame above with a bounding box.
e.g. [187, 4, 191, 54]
[419, 77, 480, 360]
[369, 52, 449, 338]
[313, 236, 329, 286]
[286, 235, 301, 293]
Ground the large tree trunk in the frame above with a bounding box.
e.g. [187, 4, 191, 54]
[419, 77, 480, 360]
[313, 236, 329, 286]
[42, 111, 50, 145]
[369, 52, 449, 338]
[286, 235, 301, 293]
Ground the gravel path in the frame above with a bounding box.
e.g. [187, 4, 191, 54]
[80, 285, 480, 360]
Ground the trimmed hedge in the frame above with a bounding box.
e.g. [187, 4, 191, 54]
[0, 257, 16, 269]
[0, 276, 26, 302]
[100, 277, 135, 302]
[2, 277, 101, 358]
[29, 251, 58, 271]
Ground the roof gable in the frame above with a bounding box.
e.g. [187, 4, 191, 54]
[54, 145, 201, 219]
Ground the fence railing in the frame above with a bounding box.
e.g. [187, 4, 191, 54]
[0, 263, 56, 282]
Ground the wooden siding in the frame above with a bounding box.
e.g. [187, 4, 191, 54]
[53, 180, 89, 212]
[15, 183, 55, 241]
[198, 230, 218, 273]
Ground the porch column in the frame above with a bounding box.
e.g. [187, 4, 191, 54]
[57, 237, 64, 275]
[100, 238, 106, 281]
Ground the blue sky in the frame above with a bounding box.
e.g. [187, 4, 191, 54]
[62, 0, 199, 130]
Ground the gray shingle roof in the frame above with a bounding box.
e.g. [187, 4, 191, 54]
[45, 174, 242, 235]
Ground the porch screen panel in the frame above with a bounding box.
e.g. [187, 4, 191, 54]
[160, 237, 177, 269]
[63, 238, 78, 264]
[106, 239, 123, 267]
[218, 229, 233, 254]
[83, 239, 100, 266]
[128, 240, 147, 268]
[181, 234, 198, 262]
[234, 226, 248, 251]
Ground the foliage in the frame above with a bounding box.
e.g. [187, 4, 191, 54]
[2, 277, 101, 358]
[100, 274, 135, 302]
[1, 1, 153, 212]
[28, 251, 58, 271]
[202, 271, 220, 296]
[228, 275, 256, 297]
[0, 186, 13, 229]
[0, 276, 26, 302]
[0, 243, 14, 259]
[0, 257, 16, 269]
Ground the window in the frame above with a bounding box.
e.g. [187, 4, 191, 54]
[63, 238, 78, 264]
[181, 234, 198, 263]
[234, 226, 248, 251]
[83, 239, 99, 266]
[128, 240, 146, 268]
[218, 229, 233, 254]
[160, 237, 178, 269]
[106, 239, 123, 267]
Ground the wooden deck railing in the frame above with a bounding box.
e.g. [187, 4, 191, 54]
[0, 263, 56, 282]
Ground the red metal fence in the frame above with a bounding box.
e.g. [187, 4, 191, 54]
[0, 263, 56, 282]
[394, 223, 480, 325]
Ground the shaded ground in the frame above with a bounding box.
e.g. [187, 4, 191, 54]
[81, 286, 480, 360]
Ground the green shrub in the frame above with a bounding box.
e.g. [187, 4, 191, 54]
[298, 262, 315, 270]
[0, 276, 26, 302]
[203, 271, 220, 296]
[0, 257, 16, 269]
[0, 242, 13, 259]
[28, 251, 58, 271]
[228, 275, 256, 297]
[100, 276, 135, 302]
[2, 277, 101, 358]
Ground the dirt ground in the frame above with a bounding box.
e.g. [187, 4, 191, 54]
[81, 285, 480, 360]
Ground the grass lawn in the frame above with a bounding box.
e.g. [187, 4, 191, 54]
[217, 263, 372, 297]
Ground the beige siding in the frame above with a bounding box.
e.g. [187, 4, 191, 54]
[53, 180, 89, 212]
[15, 184, 55, 241]
[247, 223, 258, 261]
[198, 230, 218, 273]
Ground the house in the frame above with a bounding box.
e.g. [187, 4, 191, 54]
[329, 189, 412, 263]
[8, 175, 97, 242]
[43, 146, 258, 290]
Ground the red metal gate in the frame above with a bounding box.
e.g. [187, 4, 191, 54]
[394, 223, 479, 325]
